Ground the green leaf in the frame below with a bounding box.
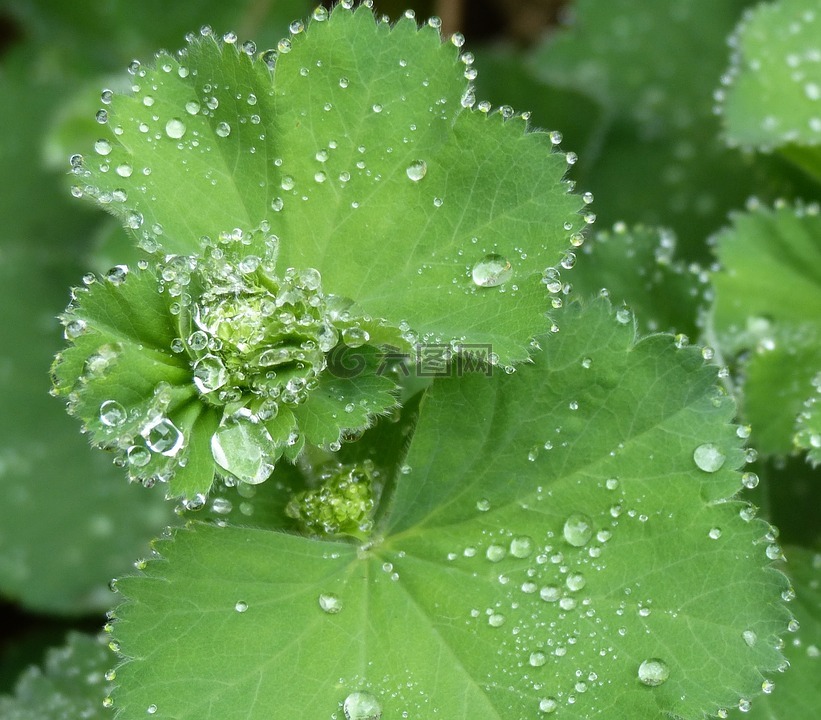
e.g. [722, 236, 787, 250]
[528, 0, 811, 258]
[571, 223, 708, 337]
[109, 299, 788, 719]
[530, 0, 749, 127]
[710, 200, 821, 457]
[0, 632, 114, 719]
[74, 5, 585, 364]
[720, 0, 821, 181]
[0, 47, 173, 613]
[52, 237, 398, 499]
[731, 547, 820, 718]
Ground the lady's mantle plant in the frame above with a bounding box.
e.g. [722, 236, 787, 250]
[40, 3, 796, 719]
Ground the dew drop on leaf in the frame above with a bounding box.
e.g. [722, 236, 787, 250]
[742, 629, 757, 647]
[486, 544, 506, 562]
[211, 420, 275, 485]
[215, 121, 232, 138]
[405, 160, 427, 182]
[234, 601, 248, 613]
[566, 572, 586, 591]
[94, 139, 112, 156]
[192, 354, 229, 393]
[488, 612, 506, 627]
[563, 513, 593, 547]
[319, 593, 343, 614]
[529, 651, 547, 667]
[99, 400, 127, 427]
[693, 443, 725, 472]
[471, 254, 512, 287]
[165, 118, 186, 139]
[538, 697, 558, 713]
[342, 326, 369, 348]
[343, 691, 381, 720]
[142, 418, 184, 456]
[637, 658, 670, 686]
[127, 445, 151, 468]
[509, 535, 534, 558]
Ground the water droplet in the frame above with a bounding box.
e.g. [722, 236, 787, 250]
[708, 527, 722, 540]
[234, 601, 248, 613]
[165, 118, 186, 139]
[476, 498, 491, 512]
[529, 651, 547, 667]
[406, 160, 427, 182]
[215, 121, 232, 137]
[147, 704, 158, 714]
[100, 400, 127, 427]
[94, 139, 112, 156]
[539, 697, 558, 713]
[471, 254, 512, 287]
[319, 593, 343, 614]
[563, 513, 593, 547]
[540, 585, 560, 602]
[615, 307, 632, 324]
[488, 612, 506, 627]
[185, 100, 200, 115]
[486, 544, 506, 562]
[509, 536, 534, 558]
[638, 658, 670, 686]
[693, 443, 725, 472]
[566, 572, 586, 591]
[211, 420, 275, 485]
[142, 418, 184, 456]
[127, 445, 151, 467]
[343, 691, 381, 720]
[741, 472, 759, 489]
[192, 354, 229, 393]
[342, 327, 369, 348]
[742, 629, 757, 647]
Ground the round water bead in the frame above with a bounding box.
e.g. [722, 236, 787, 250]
[563, 513, 593, 547]
[471, 254, 512, 287]
[693, 443, 725, 472]
[319, 593, 342, 614]
[342, 691, 382, 720]
[405, 159, 427, 182]
[638, 658, 670, 686]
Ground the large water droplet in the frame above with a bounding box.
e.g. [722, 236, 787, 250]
[563, 513, 593, 547]
[742, 629, 757, 647]
[406, 160, 427, 182]
[99, 400, 127, 427]
[693, 443, 725, 472]
[638, 658, 670, 686]
[142, 418, 184, 456]
[211, 420, 275, 485]
[471, 254, 512, 287]
[343, 691, 381, 720]
[509, 535, 534, 558]
[192, 354, 228, 393]
[319, 593, 343, 614]
[165, 118, 186, 139]
[539, 697, 558, 713]
[215, 121, 232, 138]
